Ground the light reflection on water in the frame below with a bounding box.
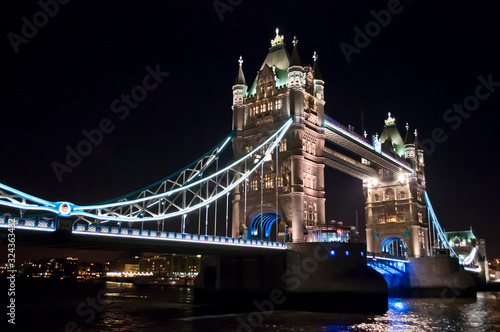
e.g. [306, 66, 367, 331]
[13, 279, 500, 331]
[350, 294, 500, 332]
[90, 287, 500, 332]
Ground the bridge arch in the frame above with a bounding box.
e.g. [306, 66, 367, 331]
[381, 236, 408, 258]
[248, 208, 282, 241]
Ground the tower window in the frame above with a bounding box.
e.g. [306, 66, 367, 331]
[264, 173, 273, 189]
[279, 138, 287, 152]
[385, 189, 395, 201]
[275, 99, 282, 111]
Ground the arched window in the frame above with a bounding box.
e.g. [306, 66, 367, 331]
[385, 188, 395, 201]
[308, 205, 314, 225]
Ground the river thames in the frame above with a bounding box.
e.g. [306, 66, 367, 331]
[8, 279, 500, 331]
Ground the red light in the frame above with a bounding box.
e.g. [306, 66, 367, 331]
[337, 229, 343, 234]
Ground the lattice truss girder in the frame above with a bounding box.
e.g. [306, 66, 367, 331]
[0, 119, 292, 225]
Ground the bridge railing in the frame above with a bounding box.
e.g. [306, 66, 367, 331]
[0, 215, 56, 231]
[366, 251, 408, 262]
[72, 223, 286, 249]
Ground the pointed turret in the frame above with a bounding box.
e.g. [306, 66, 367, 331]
[404, 122, 413, 144]
[312, 51, 325, 101]
[232, 56, 248, 133]
[290, 36, 302, 67]
[234, 55, 246, 85]
[404, 122, 416, 160]
[288, 36, 304, 89]
[312, 51, 323, 80]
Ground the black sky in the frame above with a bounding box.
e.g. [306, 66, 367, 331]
[1, 0, 499, 260]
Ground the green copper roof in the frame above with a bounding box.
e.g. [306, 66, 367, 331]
[380, 113, 405, 157]
[248, 43, 291, 96]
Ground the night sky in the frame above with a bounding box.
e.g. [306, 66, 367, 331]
[1, 1, 499, 260]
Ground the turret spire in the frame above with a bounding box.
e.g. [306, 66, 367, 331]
[290, 36, 302, 66]
[312, 51, 323, 80]
[234, 55, 246, 85]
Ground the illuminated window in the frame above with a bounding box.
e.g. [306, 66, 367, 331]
[276, 176, 283, 187]
[279, 138, 287, 152]
[264, 173, 273, 189]
[308, 206, 314, 225]
[381, 213, 405, 223]
[314, 203, 317, 222]
[250, 179, 258, 191]
[386, 215, 397, 223]
[419, 229, 426, 250]
[275, 98, 282, 111]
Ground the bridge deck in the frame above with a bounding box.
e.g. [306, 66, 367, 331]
[323, 116, 413, 174]
[0, 217, 285, 255]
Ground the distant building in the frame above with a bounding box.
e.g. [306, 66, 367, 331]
[139, 253, 201, 275]
[19, 256, 78, 279]
[78, 262, 105, 279]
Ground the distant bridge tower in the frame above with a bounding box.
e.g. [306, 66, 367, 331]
[231, 29, 326, 242]
[364, 114, 430, 258]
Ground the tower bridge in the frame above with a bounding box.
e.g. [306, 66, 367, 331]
[0, 29, 483, 311]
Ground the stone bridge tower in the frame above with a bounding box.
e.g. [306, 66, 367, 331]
[364, 114, 430, 258]
[231, 29, 326, 243]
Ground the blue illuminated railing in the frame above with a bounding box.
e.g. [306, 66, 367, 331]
[0, 215, 285, 249]
[366, 253, 409, 276]
[72, 223, 286, 249]
[0, 215, 56, 231]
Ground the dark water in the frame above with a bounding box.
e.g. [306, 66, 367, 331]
[5, 279, 500, 331]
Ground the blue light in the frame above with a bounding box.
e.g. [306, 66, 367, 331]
[345, 251, 349, 256]
[330, 250, 335, 255]
[361, 252, 364, 257]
